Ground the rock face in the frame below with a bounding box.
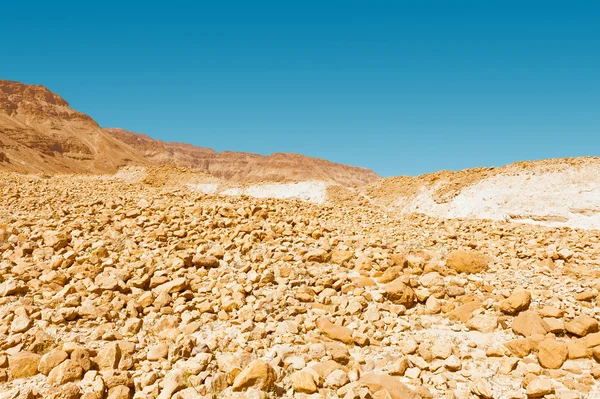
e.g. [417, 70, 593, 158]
[366, 156, 600, 230]
[105, 128, 380, 187]
[0, 80, 379, 186]
[0, 80, 147, 174]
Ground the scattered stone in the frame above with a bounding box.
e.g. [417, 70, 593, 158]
[499, 289, 532, 315]
[231, 360, 277, 392]
[446, 250, 489, 274]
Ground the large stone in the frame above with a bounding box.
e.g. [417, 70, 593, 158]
[47, 383, 81, 399]
[147, 343, 169, 361]
[526, 378, 554, 397]
[359, 373, 420, 399]
[504, 339, 532, 358]
[448, 301, 482, 323]
[537, 338, 568, 369]
[193, 255, 220, 268]
[446, 250, 489, 274]
[304, 249, 330, 263]
[383, 278, 415, 308]
[291, 370, 318, 394]
[231, 360, 277, 392]
[39, 349, 69, 375]
[499, 289, 531, 315]
[43, 230, 70, 250]
[512, 311, 547, 337]
[466, 315, 498, 333]
[565, 315, 599, 337]
[96, 343, 121, 370]
[9, 352, 41, 379]
[316, 317, 354, 344]
[47, 359, 83, 385]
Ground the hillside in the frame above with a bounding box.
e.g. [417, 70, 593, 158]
[366, 157, 600, 229]
[104, 128, 380, 186]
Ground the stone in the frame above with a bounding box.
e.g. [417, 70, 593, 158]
[231, 360, 277, 392]
[10, 314, 32, 333]
[499, 289, 531, 315]
[96, 343, 121, 370]
[106, 386, 130, 399]
[565, 315, 599, 337]
[471, 378, 494, 399]
[47, 359, 84, 385]
[359, 373, 420, 399]
[39, 349, 69, 375]
[304, 248, 329, 263]
[505, 339, 532, 358]
[537, 338, 568, 369]
[467, 315, 498, 333]
[193, 255, 220, 268]
[446, 250, 489, 274]
[324, 369, 349, 388]
[0, 279, 26, 297]
[291, 370, 318, 393]
[47, 383, 81, 399]
[448, 301, 482, 323]
[526, 378, 555, 397]
[9, 352, 41, 379]
[147, 343, 169, 361]
[383, 278, 416, 308]
[512, 311, 547, 337]
[71, 348, 91, 372]
[316, 317, 354, 344]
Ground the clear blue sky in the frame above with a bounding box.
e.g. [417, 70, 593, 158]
[3, 1, 599, 176]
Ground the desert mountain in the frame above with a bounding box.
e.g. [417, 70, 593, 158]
[104, 128, 380, 186]
[0, 80, 380, 186]
[0, 80, 147, 174]
[365, 157, 600, 229]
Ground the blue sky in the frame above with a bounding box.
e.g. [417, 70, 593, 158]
[2, 1, 599, 176]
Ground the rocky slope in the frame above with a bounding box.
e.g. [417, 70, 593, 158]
[365, 157, 600, 230]
[2, 171, 600, 399]
[0, 81, 147, 174]
[104, 128, 379, 186]
[0, 80, 379, 186]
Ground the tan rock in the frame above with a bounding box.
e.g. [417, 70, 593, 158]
[467, 315, 498, 333]
[9, 352, 41, 379]
[291, 370, 318, 393]
[193, 255, 220, 268]
[231, 360, 277, 392]
[96, 343, 121, 370]
[330, 250, 354, 265]
[71, 348, 91, 372]
[47, 359, 83, 385]
[499, 289, 531, 315]
[470, 378, 493, 399]
[537, 338, 568, 369]
[39, 349, 69, 375]
[526, 378, 554, 397]
[512, 311, 547, 337]
[446, 250, 489, 274]
[383, 278, 416, 308]
[47, 382, 81, 399]
[106, 386, 130, 399]
[359, 372, 420, 399]
[448, 300, 482, 323]
[304, 248, 330, 263]
[565, 315, 599, 337]
[316, 317, 354, 344]
[504, 339, 532, 358]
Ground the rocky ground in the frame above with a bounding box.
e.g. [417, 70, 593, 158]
[2, 172, 600, 399]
